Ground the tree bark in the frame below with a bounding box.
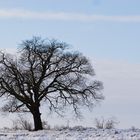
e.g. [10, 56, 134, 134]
[32, 106, 43, 131]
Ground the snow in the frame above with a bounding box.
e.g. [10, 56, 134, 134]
[0, 127, 140, 140]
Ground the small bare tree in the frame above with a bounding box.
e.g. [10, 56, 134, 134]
[0, 37, 103, 130]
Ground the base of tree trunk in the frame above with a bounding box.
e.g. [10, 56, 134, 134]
[32, 107, 43, 131]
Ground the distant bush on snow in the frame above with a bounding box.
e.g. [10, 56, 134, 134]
[94, 117, 119, 129]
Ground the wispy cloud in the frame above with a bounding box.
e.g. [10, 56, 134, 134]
[0, 8, 140, 22]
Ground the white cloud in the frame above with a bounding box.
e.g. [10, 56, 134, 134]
[0, 8, 140, 22]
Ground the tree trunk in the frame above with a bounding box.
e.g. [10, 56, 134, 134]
[32, 106, 43, 131]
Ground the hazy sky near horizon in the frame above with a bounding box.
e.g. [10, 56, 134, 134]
[0, 0, 140, 128]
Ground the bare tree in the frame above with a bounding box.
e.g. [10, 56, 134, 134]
[0, 37, 104, 130]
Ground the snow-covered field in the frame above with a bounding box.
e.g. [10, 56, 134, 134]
[0, 127, 140, 140]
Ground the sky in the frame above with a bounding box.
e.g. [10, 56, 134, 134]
[0, 0, 140, 128]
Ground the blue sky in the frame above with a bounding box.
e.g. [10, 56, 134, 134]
[0, 0, 140, 128]
[0, 0, 140, 62]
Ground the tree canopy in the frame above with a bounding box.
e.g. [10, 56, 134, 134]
[0, 37, 104, 130]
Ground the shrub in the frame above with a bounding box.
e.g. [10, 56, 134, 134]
[12, 115, 33, 131]
[94, 117, 104, 129]
[94, 117, 118, 129]
[42, 121, 51, 130]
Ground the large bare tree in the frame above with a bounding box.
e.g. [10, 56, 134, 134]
[0, 37, 103, 130]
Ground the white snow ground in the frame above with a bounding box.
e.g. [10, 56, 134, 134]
[0, 127, 140, 140]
